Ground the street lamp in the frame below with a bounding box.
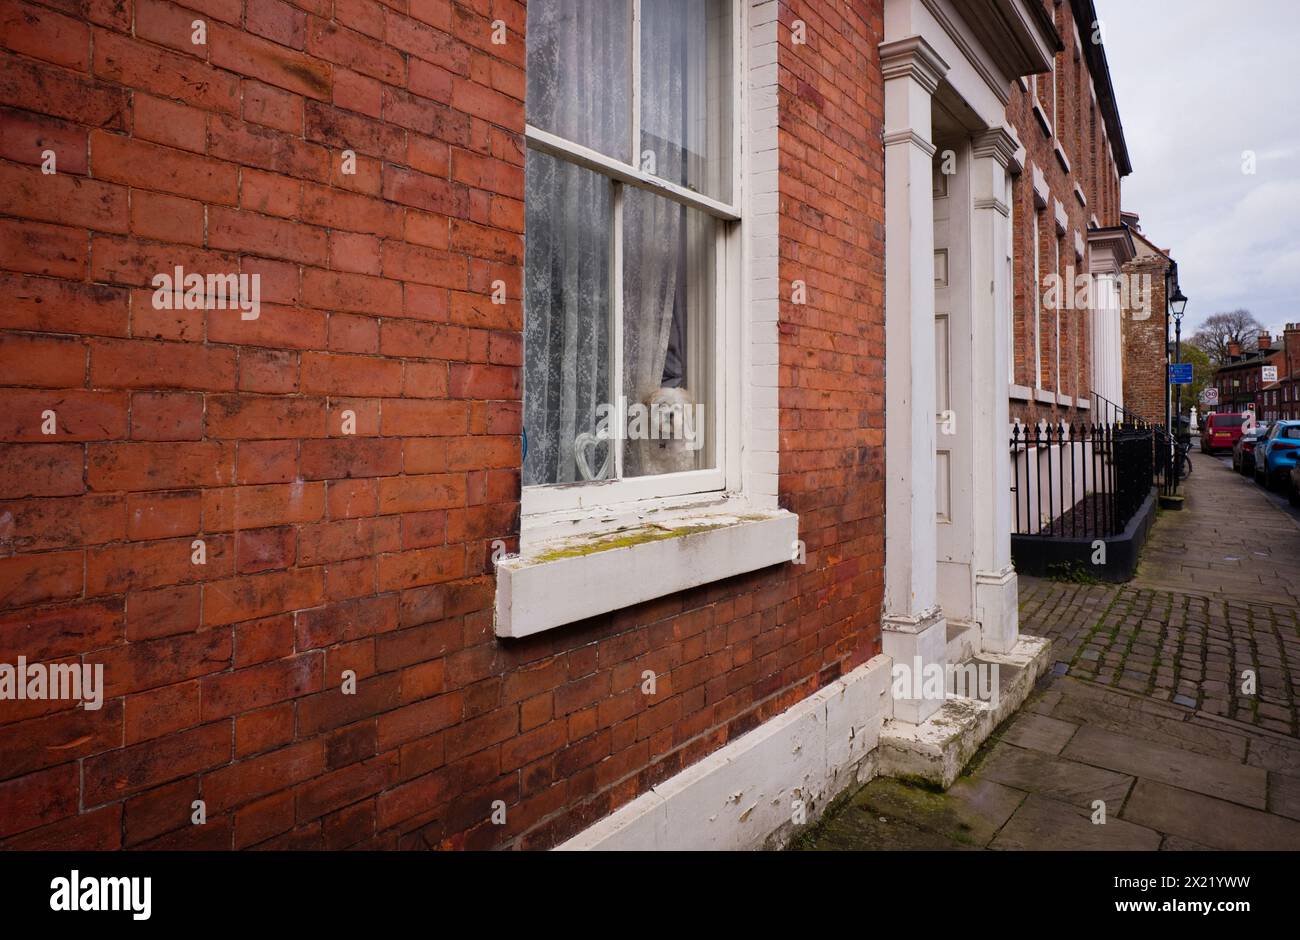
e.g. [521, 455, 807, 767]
[1171, 288, 1188, 491]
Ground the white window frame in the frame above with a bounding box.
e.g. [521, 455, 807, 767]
[520, 0, 744, 524]
[1033, 211, 1042, 389]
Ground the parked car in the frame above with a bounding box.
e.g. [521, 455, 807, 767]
[1254, 420, 1300, 490]
[1290, 463, 1300, 507]
[1201, 412, 1250, 454]
[1232, 424, 1270, 475]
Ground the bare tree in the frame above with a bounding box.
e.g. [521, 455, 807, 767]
[1188, 309, 1264, 364]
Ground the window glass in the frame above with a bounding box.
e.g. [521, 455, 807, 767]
[639, 0, 733, 201]
[622, 187, 716, 477]
[522, 149, 612, 486]
[526, 0, 632, 162]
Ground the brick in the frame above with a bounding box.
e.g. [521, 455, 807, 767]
[233, 612, 295, 666]
[83, 721, 231, 803]
[124, 680, 202, 744]
[125, 490, 201, 539]
[0, 389, 120, 442]
[201, 567, 325, 625]
[0, 597, 122, 661]
[91, 339, 237, 391]
[123, 777, 199, 846]
[241, 168, 302, 218]
[208, 113, 329, 182]
[236, 439, 298, 484]
[0, 218, 85, 279]
[211, 23, 331, 99]
[126, 584, 201, 640]
[0, 49, 126, 128]
[200, 652, 323, 719]
[306, 17, 403, 85]
[88, 441, 233, 491]
[86, 534, 230, 594]
[0, 160, 127, 234]
[90, 130, 238, 204]
[0, 107, 88, 175]
[383, 165, 469, 220]
[0, 765, 80, 839]
[384, 10, 467, 75]
[205, 396, 327, 440]
[243, 78, 302, 135]
[0, 0, 90, 70]
[236, 348, 301, 396]
[130, 191, 204, 246]
[0, 334, 84, 388]
[246, 0, 308, 48]
[297, 517, 399, 567]
[296, 593, 398, 650]
[130, 391, 205, 440]
[235, 791, 296, 847]
[0, 550, 82, 607]
[97, 630, 231, 699]
[1, 805, 121, 850]
[303, 100, 405, 162]
[299, 438, 403, 479]
[201, 482, 326, 530]
[377, 545, 463, 591]
[301, 182, 403, 237]
[235, 702, 294, 757]
[208, 207, 328, 265]
[377, 473, 466, 513]
[236, 525, 296, 573]
[301, 270, 401, 317]
[133, 93, 206, 154]
[333, 67, 382, 117]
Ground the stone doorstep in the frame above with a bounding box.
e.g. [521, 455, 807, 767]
[876, 635, 1053, 789]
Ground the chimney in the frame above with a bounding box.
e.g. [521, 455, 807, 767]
[1259, 331, 1272, 350]
[1227, 341, 1242, 358]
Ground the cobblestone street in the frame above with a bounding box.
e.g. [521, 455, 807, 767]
[800, 452, 1300, 850]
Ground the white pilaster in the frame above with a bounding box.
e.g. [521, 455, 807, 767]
[970, 127, 1020, 654]
[880, 36, 949, 723]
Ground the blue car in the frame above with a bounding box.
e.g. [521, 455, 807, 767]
[1254, 420, 1300, 491]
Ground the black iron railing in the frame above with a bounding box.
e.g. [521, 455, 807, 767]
[1011, 421, 1160, 539]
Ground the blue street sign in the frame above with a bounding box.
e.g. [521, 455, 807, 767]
[1169, 363, 1194, 385]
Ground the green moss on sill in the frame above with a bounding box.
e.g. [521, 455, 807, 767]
[532, 522, 733, 564]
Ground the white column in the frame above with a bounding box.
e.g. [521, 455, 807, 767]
[880, 36, 949, 723]
[970, 128, 1020, 654]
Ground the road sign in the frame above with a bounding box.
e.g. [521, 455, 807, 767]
[1169, 362, 1194, 385]
[1200, 387, 1218, 405]
[1262, 365, 1278, 384]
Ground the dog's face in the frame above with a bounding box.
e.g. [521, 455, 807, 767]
[645, 387, 692, 444]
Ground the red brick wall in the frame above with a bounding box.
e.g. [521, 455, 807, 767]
[0, 0, 885, 850]
[1120, 254, 1169, 425]
[1007, 0, 1123, 427]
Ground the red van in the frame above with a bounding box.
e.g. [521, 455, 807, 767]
[1201, 412, 1250, 454]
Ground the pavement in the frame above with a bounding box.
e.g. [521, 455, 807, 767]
[797, 450, 1300, 850]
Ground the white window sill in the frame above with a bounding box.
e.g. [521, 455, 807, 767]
[494, 505, 798, 639]
[1034, 388, 1056, 405]
[1010, 384, 1033, 402]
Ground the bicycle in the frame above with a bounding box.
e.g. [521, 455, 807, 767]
[1173, 438, 1194, 479]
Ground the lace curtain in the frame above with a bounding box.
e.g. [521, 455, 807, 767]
[523, 0, 713, 486]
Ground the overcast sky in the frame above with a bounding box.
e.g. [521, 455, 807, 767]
[1098, 0, 1300, 338]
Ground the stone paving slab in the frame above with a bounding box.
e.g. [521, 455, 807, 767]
[978, 742, 1134, 810]
[1121, 779, 1300, 851]
[1270, 773, 1300, 822]
[1060, 725, 1268, 810]
[1001, 712, 1078, 755]
[991, 793, 1162, 851]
